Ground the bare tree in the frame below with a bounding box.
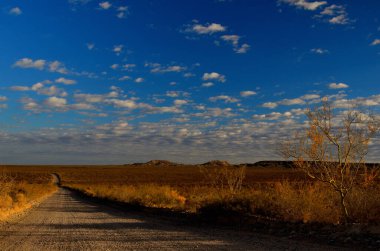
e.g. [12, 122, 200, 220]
[282, 100, 380, 223]
[200, 165, 246, 195]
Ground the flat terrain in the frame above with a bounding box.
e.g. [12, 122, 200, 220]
[0, 188, 342, 251]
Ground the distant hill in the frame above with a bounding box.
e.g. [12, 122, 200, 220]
[201, 160, 231, 167]
[130, 160, 180, 167]
[240, 161, 295, 168]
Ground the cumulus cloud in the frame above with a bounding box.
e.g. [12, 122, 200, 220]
[202, 82, 214, 88]
[110, 64, 119, 69]
[113, 45, 123, 55]
[122, 64, 136, 71]
[317, 4, 351, 25]
[187, 22, 227, 35]
[45, 97, 67, 108]
[209, 95, 239, 103]
[10, 86, 30, 91]
[14, 58, 70, 74]
[13, 58, 46, 70]
[202, 72, 226, 82]
[135, 77, 144, 83]
[262, 102, 278, 109]
[279, 0, 327, 11]
[220, 35, 250, 54]
[253, 112, 285, 120]
[278, 98, 305, 106]
[55, 77, 76, 85]
[9, 7, 22, 15]
[147, 63, 186, 73]
[300, 94, 320, 100]
[117, 6, 128, 18]
[310, 48, 329, 54]
[49, 61, 68, 74]
[370, 39, 380, 46]
[328, 82, 349, 89]
[119, 76, 131, 81]
[174, 99, 188, 106]
[240, 91, 257, 97]
[99, 1, 112, 10]
[86, 43, 95, 50]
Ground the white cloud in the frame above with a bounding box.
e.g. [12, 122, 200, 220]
[10, 86, 30, 91]
[240, 91, 257, 97]
[86, 43, 95, 50]
[202, 82, 214, 87]
[32, 82, 44, 91]
[122, 64, 136, 71]
[116, 6, 128, 19]
[220, 35, 250, 54]
[328, 82, 349, 89]
[119, 76, 131, 81]
[13, 58, 46, 70]
[55, 77, 76, 85]
[371, 39, 380, 46]
[110, 64, 119, 69]
[74, 93, 105, 103]
[13, 58, 69, 74]
[113, 45, 123, 55]
[300, 94, 320, 100]
[278, 98, 305, 106]
[262, 102, 278, 109]
[279, 0, 327, 11]
[108, 99, 138, 109]
[221, 35, 240, 46]
[99, 1, 112, 10]
[71, 103, 96, 110]
[209, 95, 239, 103]
[135, 77, 144, 83]
[253, 112, 283, 120]
[318, 4, 351, 25]
[311, 48, 329, 54]
[329, 14, 349, 25]
[236, 43, 250, 54]
[189, 22, 227, 35]
[149, 64, 186, 73]
[48, 61, 68, 74]
[9, 7, 22, 15]
[174, 99, 188, 106]
[202, 72, 226, 82]
[45, 97, 67, 108]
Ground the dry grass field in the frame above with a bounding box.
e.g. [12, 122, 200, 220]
[1, 161, 379, 225]
[0, 168, 57, 221]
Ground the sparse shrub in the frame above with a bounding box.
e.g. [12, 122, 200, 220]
[0, 170, 57, 221]
[200, 165, 246, 194]
[71, 184, 186, 209]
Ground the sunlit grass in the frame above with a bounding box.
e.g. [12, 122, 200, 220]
[0, 172, 57, 221]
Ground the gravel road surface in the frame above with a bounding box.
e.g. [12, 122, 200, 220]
[0, 188, 343, 251]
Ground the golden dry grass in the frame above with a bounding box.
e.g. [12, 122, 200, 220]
[1, 163, 379, 224]
[0, 170, 57, 221]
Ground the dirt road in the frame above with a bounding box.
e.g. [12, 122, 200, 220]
[0, 189, 343, 251]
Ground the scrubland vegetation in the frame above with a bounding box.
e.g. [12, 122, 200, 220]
[0, 170, 57, 221]
[1, 160, 379, 225]
[65, 167, 380, 224]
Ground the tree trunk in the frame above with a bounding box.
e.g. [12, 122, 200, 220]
[339, 192, 349, 223]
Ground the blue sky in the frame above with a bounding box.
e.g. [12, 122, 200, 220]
[0, 0, 380, 164]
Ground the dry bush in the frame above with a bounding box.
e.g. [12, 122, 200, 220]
[70, 184, 186, 210]
[200, 165, 246, 194]
[0, 170, 57, 221]
[68, 179, 380, 224]
[282, 100, 380, 223]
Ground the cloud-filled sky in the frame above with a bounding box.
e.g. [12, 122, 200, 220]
[0, 0, 380, 164]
